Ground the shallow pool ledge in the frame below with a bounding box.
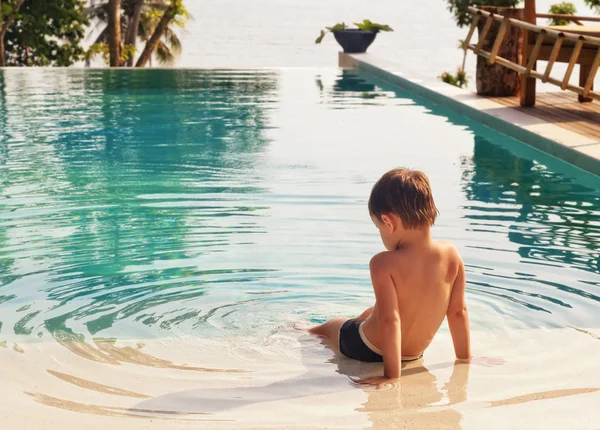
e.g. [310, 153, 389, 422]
[340, 52, 600, 177]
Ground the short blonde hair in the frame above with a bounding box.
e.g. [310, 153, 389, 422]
[368, 168, 439, 229]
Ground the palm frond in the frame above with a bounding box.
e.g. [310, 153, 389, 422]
[164, 28, 181, 53]
[84, 0, 187, 66]
[155, 40, 174, 65]
[137, 16, 152, 41]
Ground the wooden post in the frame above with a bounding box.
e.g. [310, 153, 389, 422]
[520, 0, 537, 106]
[582, 48, 600, 101]
[580, 63, 595, 102]
[488, 18, 510, 64]
[526, 31, 545, 75]
[475, 17, 495, 55]
[562, 38, 584, 90]
[463, 14, 481, 50]
[542, 35, 565, 82]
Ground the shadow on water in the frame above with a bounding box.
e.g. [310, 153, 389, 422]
[0, 69, 280, 345]
[119, 333, 467, 427]
[18, 331, 600, 425]
[12, 328, 467, 426]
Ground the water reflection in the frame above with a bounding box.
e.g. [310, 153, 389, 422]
[316, 70, 399, 107]
[1, 67, 600, 349]
[0, 70, 279, 343]
[462, 136, 600, 274]
[460, 135, 600, 323]
[357, 362, 467, 430]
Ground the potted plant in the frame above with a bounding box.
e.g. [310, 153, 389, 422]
[315, 20, 393, 53]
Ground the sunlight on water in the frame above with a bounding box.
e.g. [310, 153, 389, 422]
[0, 68, 599, 348]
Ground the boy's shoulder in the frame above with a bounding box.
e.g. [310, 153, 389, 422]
[369, 251, 396, 273]
[369, 240, 462, 269]
[435, 240, 463, 264]
[436, 239, 461, 254]
[369, 241, 462, 270]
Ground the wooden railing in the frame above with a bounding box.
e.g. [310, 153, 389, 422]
[536, 14, 600, 25]
[463, 7, 600, 102]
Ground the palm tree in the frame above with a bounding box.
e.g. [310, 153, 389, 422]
[108, 0, 122, 66]
[135, 0, 185, 67]
[124, 0, 144, 66]
[86, 0, 188, 67]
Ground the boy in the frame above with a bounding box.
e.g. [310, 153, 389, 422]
[309, 168, 471, 389]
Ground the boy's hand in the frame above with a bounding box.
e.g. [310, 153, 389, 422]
[351, 375, 400, 390]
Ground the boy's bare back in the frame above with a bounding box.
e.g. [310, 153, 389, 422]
[310, 168, 471, 388]
[361, 240, 467, 360]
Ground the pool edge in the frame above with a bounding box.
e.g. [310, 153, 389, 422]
[340, 52, 600, 177]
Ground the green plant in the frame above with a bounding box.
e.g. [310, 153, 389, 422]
[456, 69, 469, 88]
[2, 0, 89, 67]
[439, 72, 456, 86]
[440, 40, 470, 89]
[439, 68, 469, 88]
[315, 23, 346, 44]
[549, 2, 577, 25]
[85, 43, 136, 66]
[315, 20, 393, 44]
[354, 19, 393, 32]
[445, 0, 522, 28]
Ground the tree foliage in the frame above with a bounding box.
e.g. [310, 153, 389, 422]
[548, 2, 577, 25]
[135, 0, 185, 67]
[584, 0, 600, 13]
[86, 0, 188, 67]
[445, 0, 522, 27]
[0, 1, 25, 23]
[3, 0, 88, 66]
[85, 42, 136, 66]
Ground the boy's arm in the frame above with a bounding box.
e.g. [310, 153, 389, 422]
[356, 253, 401, 389]
[447, 258, 471, 360]
[370, 253, 402, 379]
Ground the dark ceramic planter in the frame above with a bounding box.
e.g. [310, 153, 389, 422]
[333, 29, 377, 53]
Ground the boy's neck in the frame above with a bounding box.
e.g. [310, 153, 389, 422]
[394, 227, 433, 251]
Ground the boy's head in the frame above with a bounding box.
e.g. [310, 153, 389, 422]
[369, 169, 438, 248]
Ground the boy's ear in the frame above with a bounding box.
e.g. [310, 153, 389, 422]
[380, 214, 395, 231]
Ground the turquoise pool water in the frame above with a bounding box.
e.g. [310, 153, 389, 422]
[0, 69, 599, 346]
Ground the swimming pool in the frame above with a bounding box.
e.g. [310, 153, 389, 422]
[0, 68, 599, 348]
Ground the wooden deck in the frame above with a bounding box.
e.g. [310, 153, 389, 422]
[490, 92, 600, 141]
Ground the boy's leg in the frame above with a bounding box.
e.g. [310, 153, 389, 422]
[309, 317, 347, 352]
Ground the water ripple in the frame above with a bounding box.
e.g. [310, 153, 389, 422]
[0, 68, 599, 349]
